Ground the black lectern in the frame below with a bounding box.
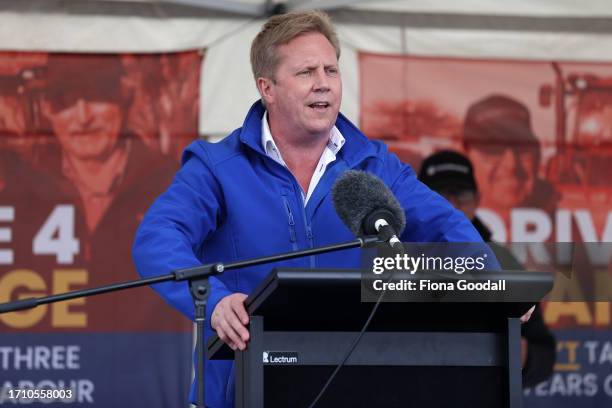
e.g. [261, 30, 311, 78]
[208, 269, 553, 408]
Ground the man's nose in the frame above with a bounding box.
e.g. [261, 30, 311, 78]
[75, 99, 93, 123]
[312, 68, 330, 92]
[500, 148, 528, 179]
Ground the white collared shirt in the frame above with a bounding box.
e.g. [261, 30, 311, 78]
[261, 112, 345, 206]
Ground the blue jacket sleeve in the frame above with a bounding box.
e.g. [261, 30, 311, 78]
[132, 144, 233, 322]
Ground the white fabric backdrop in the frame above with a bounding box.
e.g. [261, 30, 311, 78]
[2, 0, 612, 136]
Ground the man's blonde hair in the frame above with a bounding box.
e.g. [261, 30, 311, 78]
[250, 10, 341, 82]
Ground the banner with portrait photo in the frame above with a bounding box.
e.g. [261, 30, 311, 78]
[0, 50, 203, 406]
[360, 52, 612, 407]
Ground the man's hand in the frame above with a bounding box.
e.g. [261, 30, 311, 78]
[520, 305, 535, 324]
[211, 293, 250, 351]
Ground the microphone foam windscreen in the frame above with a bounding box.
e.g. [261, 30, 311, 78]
[331, 170, 406, 236]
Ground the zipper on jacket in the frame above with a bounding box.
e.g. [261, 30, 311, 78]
[305, 224, 313, 247]
[306, 224, 315, 268]
[282, 195, 298, 251]
[300, 197, 316, 268]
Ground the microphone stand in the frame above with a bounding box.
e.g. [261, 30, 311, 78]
[0, 235, 380, 408]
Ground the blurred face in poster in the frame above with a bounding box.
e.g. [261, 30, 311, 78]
[468, 144, 537, 210]
[463, 95, 540, 214]
[41, 55, 126, 162]
[43, 96, 122, 161]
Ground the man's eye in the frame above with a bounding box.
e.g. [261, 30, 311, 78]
[298, 70, 311, 76]
[326, 68, 338, 75]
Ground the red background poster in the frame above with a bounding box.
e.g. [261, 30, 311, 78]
[0, 51, 202, 406]
[360, 52, 612, 406]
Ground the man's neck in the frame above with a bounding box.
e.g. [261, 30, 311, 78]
[267, 118, 330, 193]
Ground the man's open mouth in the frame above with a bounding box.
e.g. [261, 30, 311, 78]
[309, 102, 330, 109]
[71, 127, 103, 137]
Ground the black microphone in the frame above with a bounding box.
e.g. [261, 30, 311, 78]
[306, 171, 406, 408]
[331, 170, 406, 250]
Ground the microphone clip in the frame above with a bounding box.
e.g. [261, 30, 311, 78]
[363, 209, 403, 252]
[363, 208, 396, 238]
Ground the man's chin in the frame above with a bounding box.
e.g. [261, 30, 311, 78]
[307, 115, 337, 132]
[69, 153, 107, 161]
[306, 124, 335, 136]
[66, 143, 114, 161]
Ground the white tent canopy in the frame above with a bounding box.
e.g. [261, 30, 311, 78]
[2, 0, 612, 136]
[62, 0, 612, 18]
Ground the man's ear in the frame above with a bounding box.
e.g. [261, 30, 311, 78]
[256, 76, 275, 106]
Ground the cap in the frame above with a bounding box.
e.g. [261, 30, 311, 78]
[44, 53, 126, 111]
[463, 94, 539, 149]
[418, 150, 477, 193]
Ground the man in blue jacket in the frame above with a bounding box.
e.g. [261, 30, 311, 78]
[133, 10, 493, 408]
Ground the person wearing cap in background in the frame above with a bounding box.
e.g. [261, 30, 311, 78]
[462, 94, 558, 227]
[419, 150, 556, 388]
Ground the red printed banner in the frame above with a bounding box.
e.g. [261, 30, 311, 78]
[360, 52, 612, 406]
[0, 51, 202, 333]
[359, 52, 612, 242]
[0, 51, 201, 407]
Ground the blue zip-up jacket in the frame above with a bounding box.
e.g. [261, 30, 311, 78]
[132, 100, 489, 407]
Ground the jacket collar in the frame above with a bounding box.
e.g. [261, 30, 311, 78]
[238, 100, 376, 168]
